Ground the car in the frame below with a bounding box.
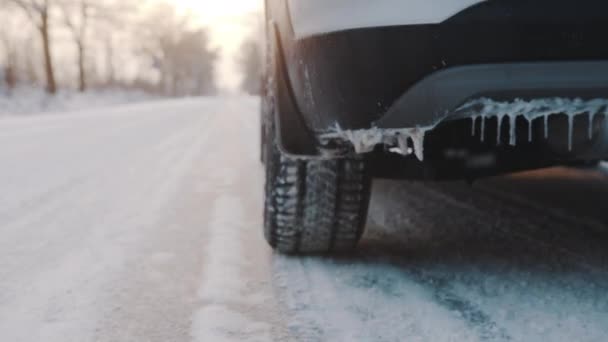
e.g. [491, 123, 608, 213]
[261, 0, 608, 255]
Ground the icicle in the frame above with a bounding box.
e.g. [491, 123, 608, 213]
[497, 114, 503, 145]
[397, 134, 409, 156]
[480, 116, 486, 142]
[568, 115, 574, 151]
[509, 115, 517, 146]
[588, 112, 596, 140]
[326, 97, 608, 163]
[471, 116, 477, 136]
[409, 128, 427, 161]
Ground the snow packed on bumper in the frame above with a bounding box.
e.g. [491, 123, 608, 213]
[321, 97, 608, 161]
[321, 125, 434, 161]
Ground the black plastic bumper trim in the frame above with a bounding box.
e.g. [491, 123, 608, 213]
[377, 60, 608, 129]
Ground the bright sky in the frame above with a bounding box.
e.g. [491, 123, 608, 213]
[172, 0, 263, 92]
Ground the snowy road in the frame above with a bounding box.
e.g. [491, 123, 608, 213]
[1, 97, 608, 341]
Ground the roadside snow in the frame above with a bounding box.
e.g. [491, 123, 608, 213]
[0, 96, 282, 342]
[0, 86, 154, 116]
[189, 97, 279, 342]
[192, 194, 271, 342]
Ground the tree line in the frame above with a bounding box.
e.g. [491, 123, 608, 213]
[0, 0, 218, 96]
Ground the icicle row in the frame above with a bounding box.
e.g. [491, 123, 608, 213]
[457, 97, 608, 148]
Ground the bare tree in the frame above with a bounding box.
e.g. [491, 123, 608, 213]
[103, 33, 114, 85]
[0, 21, 19, 90]
[1, 0, 213, 95]
[59, 0, 134, 91]
[22, 35, 41, 84]
[59, 0, 88, 91]
[238, 14, 264, 95]
[238, 37, 263, 95]
[138, 3, 217, 97]
[7, 0, 57, 94]
[172, 29, 217, 96]
[137, 2, 186, 95]
[98, 0, 137, 87]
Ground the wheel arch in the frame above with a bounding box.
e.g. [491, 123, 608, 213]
[266, 0, 321, 158]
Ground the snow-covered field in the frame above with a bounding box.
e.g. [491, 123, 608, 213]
[0, 96, 607, 341]
[0, 87, 154, 116]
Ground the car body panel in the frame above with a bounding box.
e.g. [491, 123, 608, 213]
[271, 0, 608, 131]
[287, 0, 487, 38]
[266, 0, 608, 174]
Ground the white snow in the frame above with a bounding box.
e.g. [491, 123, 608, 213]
[0, 86, 154, 116]
[322, 125, 434, 161]
[273, 176, 608, 341]
[191, 195, 272, 342]
[0, 96, 280, 342]
[192, 305, 272, 342]
[1, 94, 607, 342]
[274, 257, 484, 341]
[0, 97, 233, 342]
[188, 98, 279, 342]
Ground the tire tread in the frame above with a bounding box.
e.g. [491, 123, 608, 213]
[264, 146, 371, 254]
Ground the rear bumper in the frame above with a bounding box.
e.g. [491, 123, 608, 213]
[277, 0, 608, 132]
[377, 61, 608, 129]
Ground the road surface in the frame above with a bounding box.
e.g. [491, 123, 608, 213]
[0, 97, 607, 341]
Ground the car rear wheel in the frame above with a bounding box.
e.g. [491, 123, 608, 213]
[263, 123, 372, 255]
[262, 15, 372, 254]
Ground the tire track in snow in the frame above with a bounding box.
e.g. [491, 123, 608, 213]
[275, 255, 487, 341]
[192, 194, 273, 342]
[273, 179, 512, 341]
[0, 112, 181, 233]
[92, 109, 225, 342]
[364, 177, 608, 341]
[275, 169, 608, 341]
[367, 183, 513, 341]
[402, 267, 511, 341]
[190, 98, 286, 342]
[420, 179, 608, 275]
[473, 168, 608, 232]
[0, 106, 217, 342]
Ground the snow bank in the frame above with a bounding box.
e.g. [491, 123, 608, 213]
[0, 86, 155, 116]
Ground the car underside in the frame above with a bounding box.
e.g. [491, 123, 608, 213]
[262, 0, 608, 254]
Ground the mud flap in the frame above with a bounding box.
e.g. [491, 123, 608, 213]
[271, 24, 321, 159]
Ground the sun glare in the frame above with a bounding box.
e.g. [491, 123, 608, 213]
[170, 0, 263, 91]
[173, 0, 262, 25]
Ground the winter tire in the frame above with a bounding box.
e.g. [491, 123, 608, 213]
[263, 128, 371, 254]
